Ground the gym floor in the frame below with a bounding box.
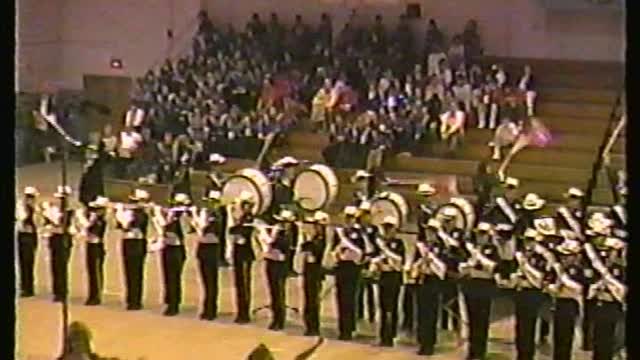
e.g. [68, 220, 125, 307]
[15, 162, 594, 360]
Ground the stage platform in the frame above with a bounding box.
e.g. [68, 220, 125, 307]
[16, 162, 597, 360]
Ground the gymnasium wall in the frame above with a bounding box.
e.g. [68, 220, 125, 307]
[17, 0, 202, 92]
[17, 0, 624, 92]
[205, 0, 625, 62]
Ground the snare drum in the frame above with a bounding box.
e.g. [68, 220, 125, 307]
[222, 168, 273, 214]
[293, 164, 339, 211]
[371, 192, 410, 228]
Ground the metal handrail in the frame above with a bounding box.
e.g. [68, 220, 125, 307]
[582, 88, 624, 214]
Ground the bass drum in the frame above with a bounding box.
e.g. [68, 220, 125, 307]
[435, 197, 476, 233]
[371, 192, 410, 228]
[222, 168, 273, 214]
[293, 164, 339, 211]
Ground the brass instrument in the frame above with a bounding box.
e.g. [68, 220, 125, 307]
[407, 242, 446, 282]
[332, 227, 364, 264]
[459, 242, 498, 279]
[16, 201, 28, 222]
[189, 206, 208, 238]
[512, 250, 544, 290]
[70, 207, 93, 239]
[584, 243, 626, 304]
[368, 236, 403, 277]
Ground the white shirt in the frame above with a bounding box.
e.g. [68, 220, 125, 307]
[119, 131, 142, 158]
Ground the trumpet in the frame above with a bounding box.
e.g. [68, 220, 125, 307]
[332, 227, 363, 263]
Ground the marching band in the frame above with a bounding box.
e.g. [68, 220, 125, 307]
[15, 169, 627, 360]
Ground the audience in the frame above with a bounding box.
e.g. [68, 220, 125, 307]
[108, 10, 535, 182]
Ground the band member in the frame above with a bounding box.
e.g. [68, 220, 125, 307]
[581, 212, 614, 352]
[262, 209, 297, 330]
[193, 190, 226, 320]
[498, 228, 547, 360]
[555, 187, 585, 240]
[369, 216, 405, 347]
[42, 186, 74, 302]
[202, 160, 230, 267]
[350, 170, 376, 204]
[515, 193, 547, 239]
[16, 186, 39, 297]
[609, 185, 627, 240]
[485, 177, 521, 229]
[266, 156, 299, 225]
[114, 188, 150, 310]
[154, 193, 190, 316]
[532, 216, 560, 345]
[205, 153, 227, 193]
[300, 211, 329, 336]
[356, 201, 377, 324]
[402, 183, 438, 333]
[333, 206, 366, 341]
[542, 234, 583, 360]
[413, 218, 447, 355]
[585, 236, 626, 360]
[78, 132, 106, 206]
[228, 191, 257, 324]
[459, 222, 499, 360]
[493, 223, 518, 283]
[437, 206, 465, 332]
[80, 196, 109, 305]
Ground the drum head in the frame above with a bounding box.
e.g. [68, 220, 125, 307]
[293, 170, 329, 211]
[222, 175, 263, 214]
[371, 198, 402, 227]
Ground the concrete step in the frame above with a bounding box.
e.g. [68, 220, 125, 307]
[463, 129, 624, 152]
[537, 88, 618, 104]
[542, 116, 609, 134]
[537, 101, 612, 119]
[459, 143, 596, 168]
[479, 57, 624, 90]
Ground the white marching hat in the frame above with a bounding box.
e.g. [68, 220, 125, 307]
[523, 228, 542, 241]
[533, 217, 556, 235]
[54, 185, 73, 198]
[274, 156, 299, 167]
[203, 190, 222, 200]
[476, 222, 493, 232]
[522, 193, 545, 210]
[306, 211, 330, 224]
[88, 196, 110, 208]
[495, 223, 514, 232]
[173, 193, 191, 205]
[503, 177, 520, 188]
[416, 183, 437, 196]
[208, 153, 227, 164]
[129, 189, 150, 201]
[274, 209, 296, 222]
[238, 191, 255, 203]
[564, 187, 585, 199]
[359, 201, 372, 212]
[587, 212, 613, 234]
[353, 170, 373, 181]
[382, 216, 399, 227]
[343, 206, 359, 216]
[23, 186, 39, 196]
[556, 240, 581, 255]
[426, 218, 441, 229]
[603, 237, 626, 250]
